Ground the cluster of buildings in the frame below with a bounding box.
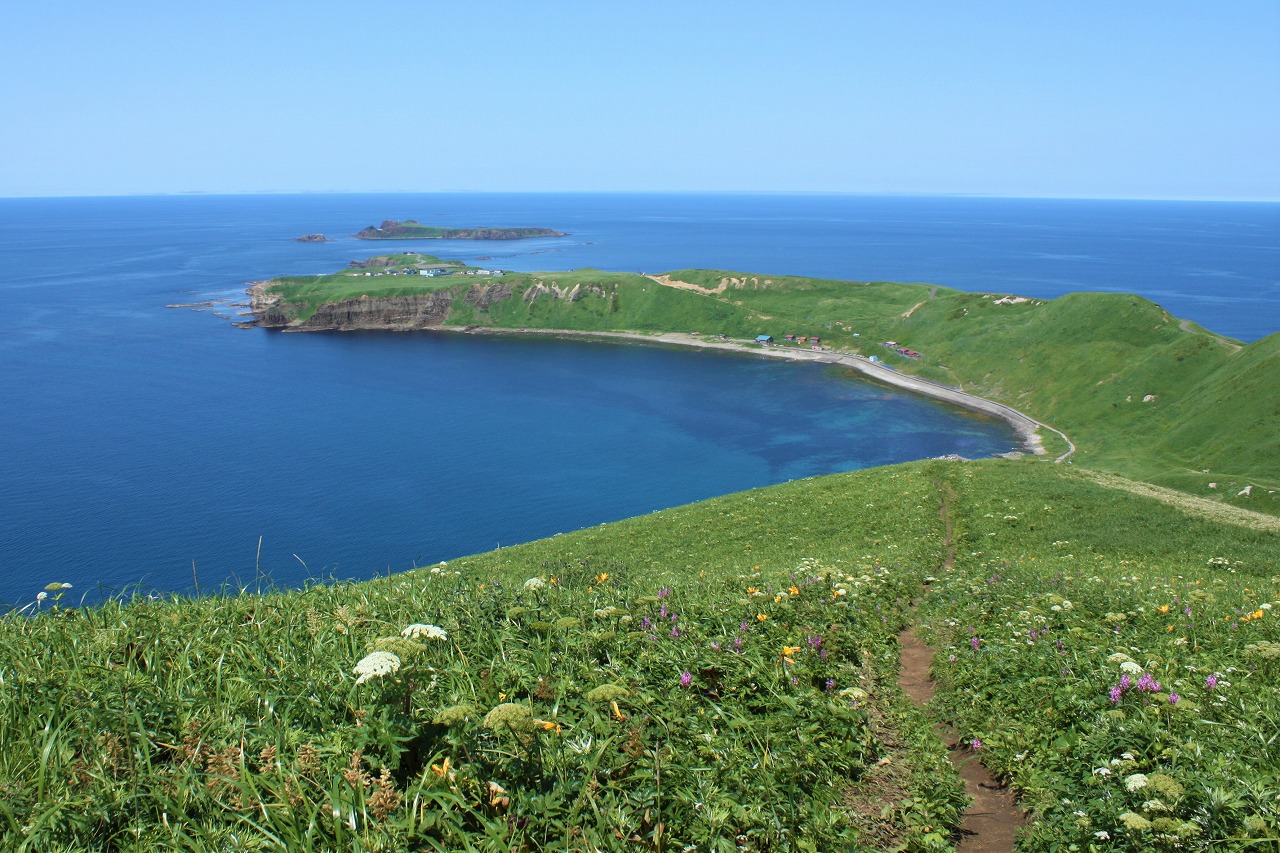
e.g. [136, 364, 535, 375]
[883, 340, 922, 358]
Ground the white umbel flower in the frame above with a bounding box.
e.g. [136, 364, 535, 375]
[1124, 773, 1149, 792]
[523, 577, 547, 591]
[1119, 661, 1144, 674]
[402, 623, 448, 640]
[353, 651, 401, 684]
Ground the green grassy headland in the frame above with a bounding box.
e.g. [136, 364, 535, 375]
[255, 259, 1280, 508]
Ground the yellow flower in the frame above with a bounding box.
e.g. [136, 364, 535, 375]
[757, 613, 768, 622]
[774, 595, 783, 603]
[1255, 609, 1265, 619]
[747, 587, 759, 595]
[782, 645, 803, 657]
[595, 572, 609, 584]
[1158, 604, 1170, 613]
[788, 585, 799, 596]
[611, 700, 627, 721]
[430, 757, 451, 776]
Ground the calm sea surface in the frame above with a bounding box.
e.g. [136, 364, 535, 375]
[1, 194, 1276, 604]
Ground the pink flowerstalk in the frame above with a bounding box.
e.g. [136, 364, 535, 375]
[679, 671, 692, 687]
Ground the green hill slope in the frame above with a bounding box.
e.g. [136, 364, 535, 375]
[4, 461, 1277, 850]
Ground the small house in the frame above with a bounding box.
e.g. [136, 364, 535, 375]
[755, 335, 774, 343]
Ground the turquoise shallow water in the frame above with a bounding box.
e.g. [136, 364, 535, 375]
[1, 193, 1274, 604]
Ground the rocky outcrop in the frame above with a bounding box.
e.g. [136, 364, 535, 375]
[294, 234, 327, 242]
[464, 283, 513, 309]
[354, 220, 567, 240]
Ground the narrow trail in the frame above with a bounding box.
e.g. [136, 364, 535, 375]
[897, 479, 1027, 852]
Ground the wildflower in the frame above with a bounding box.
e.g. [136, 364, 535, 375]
[640, 616, 652, 630]
[825, 678, 835, 691]
[1109, 685, 1123, 704]
[1092, 767, 1112, 776]
[733, 636, 743, 650]
[522, 577, 546, 591]
[657, 587, 671, 599]
[353, 651, 401, 685]
[970, 637, 981, 650]
[43, 582, 73, 592]
[430, 757, 451, 776]
[1094, 831, 1111, 840]
[1124, 773, 1149, 792]
[747, 587, 759, 595]
[757, 613, 768, 622]
[594, 572, 609, 583]
[970, 738, 983, 751]
[1168, 693, 1179, 705]
[781, 645, 803, 658]
[679, 671, 692, 687]
[1119, 660, 1143, 674]
[401, 623, 447, 640]
[1206, 674, 1218, 690]
[788, 585, 799, 596]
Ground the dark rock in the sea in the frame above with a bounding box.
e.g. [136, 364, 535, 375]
[294, 234, 328, 243]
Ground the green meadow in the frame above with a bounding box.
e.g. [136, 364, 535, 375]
[4, 263, 1278, 850]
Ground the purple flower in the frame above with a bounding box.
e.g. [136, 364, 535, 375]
[640, 616, 652, 631]
[734, 636, 743, 649]
[659, 605, 668, 619]
[1119, 673, 1131, 690]
[824, 678, 836, 691]
[739, 621, 749, 632]
[657, 587, 671, 599]
[1136, 673, 1160, 693]
[670, 627, 682, 638]
[711, 641, 721, 651]
[1206, 674, 1218, 690]
[808, 635, 822, 649]
[970, 738, 983, 751]
[1109, 685, 1123, 704]
[679, 671, 692, 687]
[970, 637, 981, 650]
[1168, 693, 1179, 705]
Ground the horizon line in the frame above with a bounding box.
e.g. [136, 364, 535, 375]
[2, 189, 1278, 204]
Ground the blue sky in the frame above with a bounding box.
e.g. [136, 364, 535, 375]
[3, 1, 1277, 199]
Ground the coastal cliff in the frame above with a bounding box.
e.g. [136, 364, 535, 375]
[249, 280, 456, 330]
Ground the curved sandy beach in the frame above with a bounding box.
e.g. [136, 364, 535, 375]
[436, 326, 1076, 462]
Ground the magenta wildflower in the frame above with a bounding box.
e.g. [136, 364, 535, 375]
[733, 636, 743, 650]
[670, 626, 682, 638]
[659, 605, 668, 619]
[808, 635, 822, 649]
[970, 738, 983, 751]
[739, 621, 749, 632]
[711, 641, 721, 651]
[1168, 693, 1179, 705]
[1206, 674, 1218, 690]
[1109, 685, 1123, 704]
[679, 671, 692, 687]
[970, 637, 981, 650]
[1119, 673, 1132, 690]
[657, 587, 671, 599]
[1136, 673, 1161, 693]
[824, 678, 836, 691]
[640, 616, 652, 631]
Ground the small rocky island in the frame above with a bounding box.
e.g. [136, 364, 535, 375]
[354, 220, 567, 240]
[294, 233, 328, 242]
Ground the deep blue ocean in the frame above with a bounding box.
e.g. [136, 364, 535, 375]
[1, 193, 1276, 605]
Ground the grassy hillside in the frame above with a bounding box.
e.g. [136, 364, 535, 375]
[3, 461, 1277, 850]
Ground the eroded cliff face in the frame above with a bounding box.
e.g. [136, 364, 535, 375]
[248, 281, 458, 330]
